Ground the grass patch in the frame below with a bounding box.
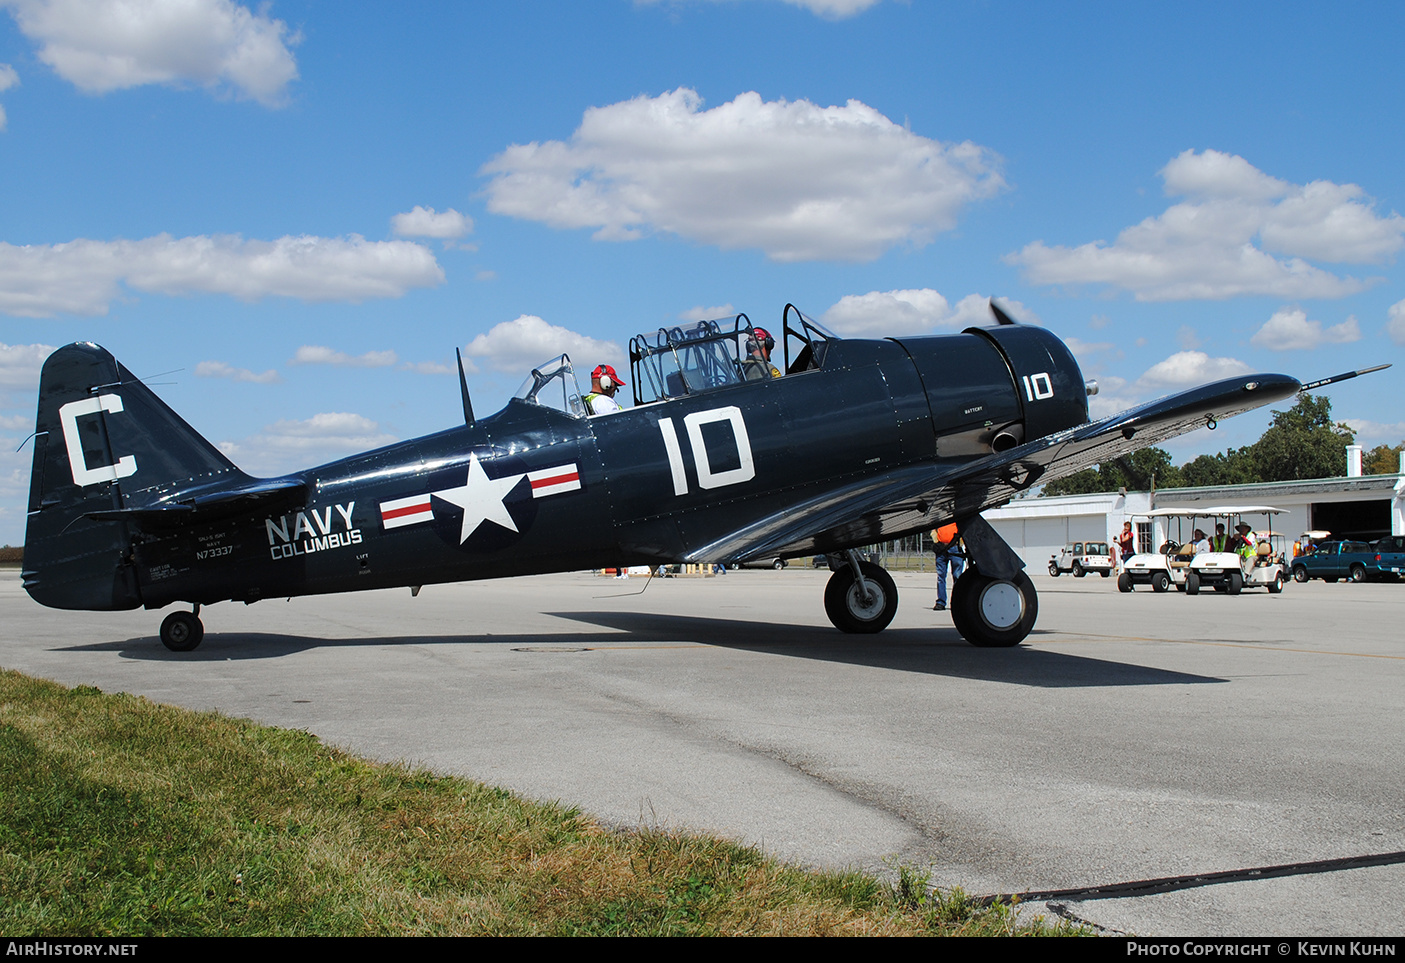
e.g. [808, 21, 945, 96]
[0, 669, 1085, 936]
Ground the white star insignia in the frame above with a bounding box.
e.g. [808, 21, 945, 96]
[431, 453, 525, 544]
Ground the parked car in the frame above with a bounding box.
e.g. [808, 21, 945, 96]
[1291, 541, 1379, 583]
[1049, 541, 1112, 578]
[1371, 536, 1405, 579]
[733, 557, 788, 570]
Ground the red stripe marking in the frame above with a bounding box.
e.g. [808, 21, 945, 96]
[381, 501, 431, 520]
[531, 471, 579, 489]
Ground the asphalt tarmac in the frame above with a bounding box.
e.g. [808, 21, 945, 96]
[3, 565, 1402, 937]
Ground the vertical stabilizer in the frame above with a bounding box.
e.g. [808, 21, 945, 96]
[23, 343, 239, 610]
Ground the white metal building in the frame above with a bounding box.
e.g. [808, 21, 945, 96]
[984, 449, 1405, 570]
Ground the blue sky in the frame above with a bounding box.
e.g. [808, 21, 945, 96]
[1, 0, 1402, 544]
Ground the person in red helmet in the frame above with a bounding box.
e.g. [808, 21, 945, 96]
[584, 363, 626, 415]
[742, 326, 780, 381]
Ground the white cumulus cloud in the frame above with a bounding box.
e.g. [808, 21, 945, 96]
[820, 289, 1032, 336]
[0, 341, 55, 390]
[290, 345, 398, 368]
[2, 0, 299, 106]
[219, 411, 397, 475]
[678, 303, 736, 322]
[641, 0, 881, 19]
[1388, 298, 1405, 346]
[0, 233, 444, 317]
[0, 62, 17, 131]
[1343, 419, 1405, 446]
[463, 315, 623, 375]
[391, 205, 472, 240]
[481, 88, 1004, 263]
[195, 359, 280, 383]
[1250, 307, 1361, 351]
[1136, 350, 1254, 389]
[1009, 149, 1404, 301]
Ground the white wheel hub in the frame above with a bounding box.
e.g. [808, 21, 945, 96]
[978, 581, 1024, 629]
[846, 582, 886, 620]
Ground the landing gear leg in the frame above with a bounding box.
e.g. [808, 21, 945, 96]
[160, 605, 204, 652]
[824, 552, 898, 634]
[949, 515, 1039, 648]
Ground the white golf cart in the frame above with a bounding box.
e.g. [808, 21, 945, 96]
[1048, 541, 1113, 578]
[1184, 506, 1290, 596]
[1117, 507, 1203, 593]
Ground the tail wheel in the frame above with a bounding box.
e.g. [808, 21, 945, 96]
[1186, 572, 1201, 595]
[1048, 561, 1060, 577]
[160, 611, 204, 652]
[824, 561, 898, 634]
[1227, 571, 1243, 595]
[1293, 566, 1309, 583]
[1117, 572, 1133, 593]
[951, 570, 1038, 648]
[1151, 571, 1170, 593]
[1350, 564, 1366, 583]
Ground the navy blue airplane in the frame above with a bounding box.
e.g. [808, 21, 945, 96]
[23, 302, 1310, 651]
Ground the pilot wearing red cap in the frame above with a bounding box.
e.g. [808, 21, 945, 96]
[585, 363, 625, 415]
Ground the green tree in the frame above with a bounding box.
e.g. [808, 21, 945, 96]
[1042, 447, 1183, 495]
[1248, 395, 1354, 482]
[1364, 442, 1404, 475]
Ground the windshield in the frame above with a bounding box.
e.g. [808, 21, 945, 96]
[512, 354, 585, 418]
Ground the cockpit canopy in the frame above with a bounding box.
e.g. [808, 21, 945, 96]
[513, 354, 585, 418]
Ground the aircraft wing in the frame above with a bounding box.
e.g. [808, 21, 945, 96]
[689, 372, 1301, 563]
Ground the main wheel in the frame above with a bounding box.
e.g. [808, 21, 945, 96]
[824, 561, 898, 634]
[1293, 566, 1309, 583]
[1350, 564, 1366, 583]
[160, 611, 204, 652]
[1048, 561, 1060, 577]
[1151, 571, 1171, 593]
[950, 570, 1039, 648]
[1185, 572, 1201, 595]
[1227, 570, 1243, 595]
[1117, 572, 1133, 593]
[1072, 561, 1084, 578]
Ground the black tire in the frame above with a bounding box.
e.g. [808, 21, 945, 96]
[773, 558, 786, 570]
[160, 611, 204, 652]
[1117, 572, 1133, 593]
[1099, 570, 1110, 578]
[1227, 570, 1243, 595]
[951, 570, 1039, 648]
[1293, 566, 1309, 583]
[1151, 571, 1171, 593]
[1350, 564, 1366, 583]
[823, 562, 898, 634]
[1324, 577, 1338, 584]
[1267, 573, 1284, 594]
[1072, 561, 1084, 578]
[1185, 572, 1200, 596]
[1048, 561, 1060, 577]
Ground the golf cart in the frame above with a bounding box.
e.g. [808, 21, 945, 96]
[1184, 506, 1290, 595]
[1117, 507, 1204, 593]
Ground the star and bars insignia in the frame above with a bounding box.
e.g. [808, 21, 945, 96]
[377, 453, 581, 544]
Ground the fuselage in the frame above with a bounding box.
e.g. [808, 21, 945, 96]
[26, 326, 1089, 611]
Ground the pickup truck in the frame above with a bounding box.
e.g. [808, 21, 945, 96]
[1370, 536, 1405, 579]
[1290, 541, 1377, 583]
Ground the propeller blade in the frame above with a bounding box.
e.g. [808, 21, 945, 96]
[989, 299, 1017, 325]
